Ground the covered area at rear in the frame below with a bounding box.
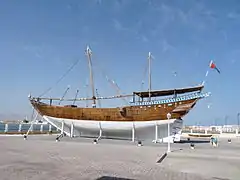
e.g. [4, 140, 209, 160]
[132, 84, 204, 101]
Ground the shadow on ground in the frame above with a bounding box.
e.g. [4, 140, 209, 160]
[96, 176, 135, 180]
[179, 139, 210, 144]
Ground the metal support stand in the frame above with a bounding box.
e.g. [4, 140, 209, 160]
[70, 123, 74, 138]
[132, 123, 135, 142]
[61, 121, 64, 135]
[152, 123, 159, 144]
[56, 134, 64, 142]
[167, 121, 170, 153]
[154, 123, 158, 143]
[24, 112, 38, 140]
[56, 121, 65, 142]
[167, 113, 171, 153]
[96, 122, 102, 142]
[49, 124, 52, 132]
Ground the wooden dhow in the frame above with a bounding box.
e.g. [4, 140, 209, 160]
[29, 46, 210, 142]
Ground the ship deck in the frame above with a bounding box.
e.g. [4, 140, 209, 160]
[0, 135, 239, 180]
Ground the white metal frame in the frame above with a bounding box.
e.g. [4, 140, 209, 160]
[167, 113, 171, 153]
[96, 122, 102, 141]
[132, 122, 135, 142]
[25, 112, 38, 137]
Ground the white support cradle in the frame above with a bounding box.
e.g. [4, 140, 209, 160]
[70, 123, 74, 138]
[42, 115, 183, 143]
[61, 121, 64, 135]
[152, 122, 159, 143]
[96, 122, 102, 141]
[25, 112, 38, 137]
[132, 122, 135, 142]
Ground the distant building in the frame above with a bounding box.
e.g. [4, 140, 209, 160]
[183, 125, 239, 133]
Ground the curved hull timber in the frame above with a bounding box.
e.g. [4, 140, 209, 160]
[43, 115, 183, 142]
[30, 98, 199, 122]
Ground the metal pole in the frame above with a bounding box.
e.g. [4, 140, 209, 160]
[86, 46, 96, 107]
[148, 52, 152, 101]
[96, 122, 102, 141]
[167, 113, 171, 153]
[155, 122, 158, 143]
[167, 119, 170, 153]
[49, 124, 52, 132]
[70, 123, 74, 138]
[132, 123, 135, 142]
[26, 113, 38, 136]
[61, 121, 64, 134]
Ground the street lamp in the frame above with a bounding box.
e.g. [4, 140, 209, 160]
[167, 112, 171, 153]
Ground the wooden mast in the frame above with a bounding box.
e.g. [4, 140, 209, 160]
[148, 52, 152, 101]
[85, 46, 96, 108]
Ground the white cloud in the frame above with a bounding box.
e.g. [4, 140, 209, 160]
[152, 2, 217, 32]
[195, 48, 200, 57]
[141, 35, 149, 42]
[113, 19, 127, 31]
[23, 44, 48, 59]
[112, 0, 131, 13]
[219, 30, 228, 42]
[95, 0, 102, 5]
[231, 59, 236, 64]
[112, 19, 149, 43]
[160, 39, 174, 53]
[35, 52, 42, 58]
[227, 12, 240, 19]
[67, 4, 72, 10]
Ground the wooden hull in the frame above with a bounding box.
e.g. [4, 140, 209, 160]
[188, 134, 213, 138]
[30, 98, 199, 122]
[43, 115, 183, 141]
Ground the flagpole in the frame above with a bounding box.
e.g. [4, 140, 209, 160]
[201, 70, 209, 86]
[202, 60, 215, 86]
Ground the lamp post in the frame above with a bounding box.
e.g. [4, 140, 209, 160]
[167, 113, 171, 153]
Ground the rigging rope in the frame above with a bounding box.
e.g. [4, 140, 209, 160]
[102, 70, 128, 105]
[30, 107, 35, 122]
[92, 62, 129, 105]
[38, 58, 81, 98]
[140, 58, 149, 91]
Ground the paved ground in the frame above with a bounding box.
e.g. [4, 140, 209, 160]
[0, 135, 239, 180]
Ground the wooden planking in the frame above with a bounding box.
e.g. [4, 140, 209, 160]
[31, 98, 198, 122]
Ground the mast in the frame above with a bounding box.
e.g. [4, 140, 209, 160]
[148, 52, 152, 101]
[85, 80, 89, 107]
[85, 46, 96, 108]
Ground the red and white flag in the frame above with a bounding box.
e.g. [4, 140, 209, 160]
[209, 60, 220, 74]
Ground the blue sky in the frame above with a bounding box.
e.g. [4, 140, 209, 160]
[0, 0, 239, 125]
